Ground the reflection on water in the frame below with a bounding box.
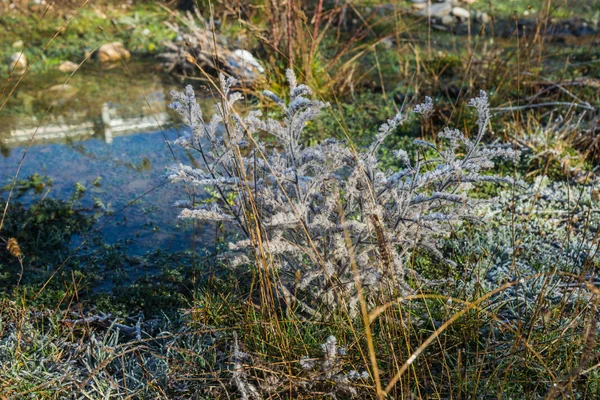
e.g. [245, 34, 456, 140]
[0, 100, 170, 147]
[0, 62, 216, 255]
[0, 127, 217, 255]
[0, 62, 173, 148]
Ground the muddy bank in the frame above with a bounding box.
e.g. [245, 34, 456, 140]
[450, 16, 599, 39]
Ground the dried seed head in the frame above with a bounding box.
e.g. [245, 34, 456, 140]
[585, 281, 600, 296]
[7, 238, 22, 259]
[185, 53, 196, 65]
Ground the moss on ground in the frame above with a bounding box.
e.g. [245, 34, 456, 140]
[1, 3, 177, 75]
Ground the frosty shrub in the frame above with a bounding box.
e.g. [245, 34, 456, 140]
[465, 175, 600, 311]
[167, 71, 519, 316]
[298, 335, 369, 397]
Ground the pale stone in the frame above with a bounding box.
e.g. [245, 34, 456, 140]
[97, 42, 131, 63]
[57, 61, 78, 73]
[441, 15, 455, 25]
[12, 40, 24, 48]
[451, 7, 470, 20]
[381, 37, 394, 49]
[46, 84, 78, 94]
[45, 84, 78, 101]
[228, 49, 264, 74]
[474, 10, 491, 24]
[416, 2, 452, 18]
[9, 53, 27, 70]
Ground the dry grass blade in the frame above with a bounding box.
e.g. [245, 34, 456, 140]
[382, 274, 550, 395]
[547, 290, 599, 398]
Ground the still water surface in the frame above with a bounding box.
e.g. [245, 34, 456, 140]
[0, 63, 215, 256]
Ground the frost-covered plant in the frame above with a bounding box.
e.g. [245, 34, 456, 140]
[167, 71, 519, 315]
[463, 175, 600, 308]
[413, 95, 434, 120]
[298, 335, 369, 398]
[231, 332, 262, 400]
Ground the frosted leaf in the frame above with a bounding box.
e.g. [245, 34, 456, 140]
[393, 149, 411, 167]
[413, 139, 437, 150]
[219, 73, 238, 96]
[179, 204, 233, 221]
[173, 200, 193, 208]
[299, 356, 315, 370]
[369, 112, 405, 154]
[263, 90, 284, 105]
[292, 84, 311, 98]
[321, 335, 337, 359]
[231, 255, 251, 266]
[414, 96, 434, 120]
[289, 97, 312, 114]
[468, 90, 491, 132]
[285, 68, 298, 92]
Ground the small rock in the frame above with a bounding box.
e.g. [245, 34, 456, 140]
[46, 84, 75, 92]
[9, 53, 27, 71]
[451, 7, 470, 20]
[416, 2, 452, 18]
[441, 15, 455, 26]
[45, 84, 78, 100]
[57, 61, 78, 73]
[473, 10, 491, 24]
[381, 37, 394, 49]
[97, 42, 131, 63]
[462, 0, 478, 4]
[47, 83, 76, 92]
[411, 2, 427, 11]
[12, 40, 24, 48]
[228, 49, 264, 75]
